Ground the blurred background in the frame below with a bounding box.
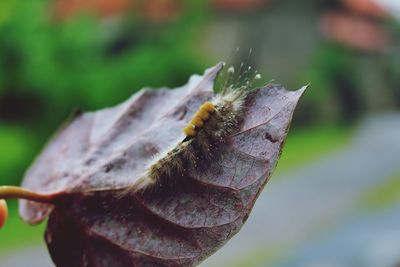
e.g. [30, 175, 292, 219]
[0, 0, 399, 266]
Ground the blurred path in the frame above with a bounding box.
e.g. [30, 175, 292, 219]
[273, 203, 400, 267]
[201, 113, 400, 267]
[0, 246, 52, 267]
[0, 113, 399, 267]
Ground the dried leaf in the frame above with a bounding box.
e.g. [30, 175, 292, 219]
[19, 63, 306, 266]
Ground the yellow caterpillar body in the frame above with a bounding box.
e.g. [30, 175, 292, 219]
[182, 102, 215, 137]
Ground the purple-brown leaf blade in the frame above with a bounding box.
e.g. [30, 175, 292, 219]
[19, 63, 306, 266]
[19, 64, 220, 224]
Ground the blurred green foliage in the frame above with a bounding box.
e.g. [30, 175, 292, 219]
[0, 125, 39, 185]
[299, 43, 360, 123]
[275, 123, 351, 173]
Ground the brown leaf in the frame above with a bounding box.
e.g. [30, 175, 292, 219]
[19, 63, 306, 266]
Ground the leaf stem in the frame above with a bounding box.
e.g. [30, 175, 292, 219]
[0, 186, 55, 203]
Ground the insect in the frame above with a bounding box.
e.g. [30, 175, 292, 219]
[132, 63, 262, 192]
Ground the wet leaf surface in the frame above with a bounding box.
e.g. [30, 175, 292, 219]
[19, 63, 306, 266]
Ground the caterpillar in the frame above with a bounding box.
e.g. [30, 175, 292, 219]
[132, 63, 262, 193]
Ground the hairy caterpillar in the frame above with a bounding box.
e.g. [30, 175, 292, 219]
[132, 63, 262, 192]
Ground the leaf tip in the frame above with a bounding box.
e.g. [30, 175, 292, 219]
[297, 83, 310, 96]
